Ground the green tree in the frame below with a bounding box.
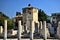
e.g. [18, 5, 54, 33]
[0, 12, 13, 30]
[7, 19, 14, 30]
[38, 9, 47, 21]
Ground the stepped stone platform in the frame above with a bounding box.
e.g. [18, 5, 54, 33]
[0, 38, 59, 40]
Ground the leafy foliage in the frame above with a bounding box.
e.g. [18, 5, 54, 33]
[0, 12, 13, 30]
[38, 9, 47, 21]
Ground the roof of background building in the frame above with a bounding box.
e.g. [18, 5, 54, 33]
[52, 13, 60, 16]
[22, 4, 39, 10]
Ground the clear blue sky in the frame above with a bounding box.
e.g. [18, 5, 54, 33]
[0, 0, 60, 18]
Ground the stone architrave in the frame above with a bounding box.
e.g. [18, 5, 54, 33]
[57, 21, 60, 39]
[18, 20, 22, 40]
[30, 21, 35, 40]
[4, 20, 7, 40]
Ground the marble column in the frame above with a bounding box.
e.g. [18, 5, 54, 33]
[57, 21, 60, 39]
[18, 20, 22, 40]
[39, 21, 42, 36]
[30, 21, 34, 40]
[4, 20, 7, 40]
[40, 21, 42, 29]
[0, 26, 3, 34]
[44, 21, 47, 40]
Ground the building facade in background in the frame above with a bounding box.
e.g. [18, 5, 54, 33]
[52, 13, 60, 23]
[22, 4, 39, 33]
[13, 12, 22, 30]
